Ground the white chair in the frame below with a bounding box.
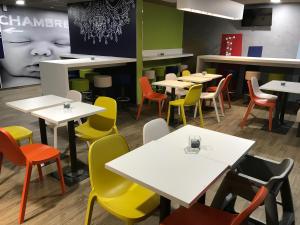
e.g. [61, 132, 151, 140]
[47, 90, 82, 148]
[143, 118, 170, 144]
[251, 77, 277, 100]
[198, 78, 226, 123]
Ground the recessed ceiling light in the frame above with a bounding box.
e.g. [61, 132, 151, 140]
[271, 0, 281, 3]
[16, 0, 25, 5]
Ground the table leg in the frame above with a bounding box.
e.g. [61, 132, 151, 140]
[39, 118, 48, 145]
[280, 93, 288, 124]
[198, 193, 206, 204]
[160, 196, 171, 222]
[68, 120, 78, 173]
[169, 88, 176, 126]
[274, 92, 282, 126]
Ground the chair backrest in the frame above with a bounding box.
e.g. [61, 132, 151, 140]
[0, 128, 26, 166]
[143, 118, 170, 144]
[250, 76, 264, 99]
[222, 74, 233, 91]
[182, 70, 191, 77]
[66, 90, 82, 102]
[88, 134, 132, 197]
[140, 76, 154, 97]
[165, 73, 177, 93]
[215, 78, 226, 97]
[231, 186, 268, 225]
[184, 84, 203, 106]
[88, 97, 117, 131]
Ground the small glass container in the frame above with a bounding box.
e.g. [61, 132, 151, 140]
[91, 57, 95, 60]
[185, 135, 201, 154]
[281, 82, 286, 86]
[202, 71, 207, 76]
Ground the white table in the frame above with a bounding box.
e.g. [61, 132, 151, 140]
[6, 95, 73, 144]
[152, 80, 193, 126]
[260, 81, 300, 128]
[6, 95, 72, 113]
[31, 102, 105, 184]
[106, 125, 255, 221]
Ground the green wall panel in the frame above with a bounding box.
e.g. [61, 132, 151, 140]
[143, 2, 183, 50]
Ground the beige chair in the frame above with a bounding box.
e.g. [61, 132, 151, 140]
[199, 79, 225, 123]
[245, 71, 261, 81]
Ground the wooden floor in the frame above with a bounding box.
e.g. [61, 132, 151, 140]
[0, 85, 299, 225]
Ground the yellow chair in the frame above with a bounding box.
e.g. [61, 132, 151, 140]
[75, 97, 118, 144]
[182, 70, 191, 77]
[167, 84, 204, 127]
[2, 126, 32, 145]
[85, 134, 159, 225]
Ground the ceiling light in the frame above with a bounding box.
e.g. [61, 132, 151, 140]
[177, 0, 244, 20]
[16, 0, 25, 5]
[271, 0, 281, 3]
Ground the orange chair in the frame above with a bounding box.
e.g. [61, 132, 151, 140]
[207, 74, 233, 110]
[240, 79, 276, 131]
[0, 128, 65, 224]
[160, 186, 268, 225]
[136, 76, 167, 120]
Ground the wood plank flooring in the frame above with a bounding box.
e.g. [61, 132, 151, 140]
[0, 85, 299, 225]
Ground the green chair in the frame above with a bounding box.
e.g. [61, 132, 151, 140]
[70, 78, 90, 93]
[205, 68, 217, 74]
[80, 69, 94, 79]
[268, 73, 285, 81]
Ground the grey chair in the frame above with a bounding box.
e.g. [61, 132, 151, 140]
[211, 155, 295, 225]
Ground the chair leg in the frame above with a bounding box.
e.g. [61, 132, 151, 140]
[56, 157, 66, 194]
[37, 164, 43, 182]
[213, 98, 220, 123]
[167, 105, 171, 125]
[84, 192, 97, 225]
[19, 162, 32, 224]
[269, 107, 274, 131]
[181, 105, 187, 125]
[198, 100, 204, 127]
[219, 95, 225, 116]
[194, 103, 198, 118]
[241, 101, 255, 128]
[136, 97, 144, 120]
[226, 88, 231, 109]
[0, 152, 3, 174]
[28, 135, 33, 144]
[53, 126, 58, 148]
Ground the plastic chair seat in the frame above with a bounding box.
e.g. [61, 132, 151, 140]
[20, 144, 60, 164]
[75, 123, 115, 142]
[253, 98, 276, 108]
[161, 204, 235, 225]
[3, 126, 32, 142]
[99, 183, 159, 221]
[200, 92, 215, 99]
[146, 92, 167, 101]
[255, 92, 277, 101]
[169, 99, 185, 106]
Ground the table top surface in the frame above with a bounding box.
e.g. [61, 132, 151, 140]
[260, 80, 300, 94]
[152, 80, 193, 89]
[192, 73, 223, 79]
[106, 125, 255, 207]
[31, 102, 105, 125]
[6, 95, 72, 113]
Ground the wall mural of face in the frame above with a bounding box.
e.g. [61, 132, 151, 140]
[0, 6, 70, 88]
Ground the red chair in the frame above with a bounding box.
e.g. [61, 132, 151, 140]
[0, 128, 65, 224]
[241, 78, 276, 131]
[160, 186, 268, 225]
[207, 74, 233, 110]
[136, 76, 167, 120]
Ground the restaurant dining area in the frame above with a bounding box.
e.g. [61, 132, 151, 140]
[0, 0, 300, 224]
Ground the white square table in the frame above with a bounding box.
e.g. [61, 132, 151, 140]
[106, 125, 255, 222]
[31, 102, 105, 185]
[260, 81, 300, 129]
[6, 95, 73, 144]
[152, 80, 193, 126]
[177, 76, 212, 83]
[6, 95, 72, 113]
